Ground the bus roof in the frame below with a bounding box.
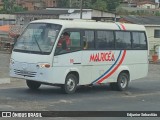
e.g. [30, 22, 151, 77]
[31, 19, 146, 31]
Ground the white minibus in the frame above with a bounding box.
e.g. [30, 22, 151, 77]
[10, 19, 148, 94]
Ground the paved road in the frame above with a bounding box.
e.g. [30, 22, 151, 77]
[0, 53, 160, 120]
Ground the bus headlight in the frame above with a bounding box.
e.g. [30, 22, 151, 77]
[10, 59, 15, 65]
[37, 63, 51, 68]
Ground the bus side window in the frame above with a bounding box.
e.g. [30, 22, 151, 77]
[55, 31, 81, 55]
[96, 30, 114, 50]
[84, 31, 95, 49]
[83, 36, 88, 49]
[132, 32, 147, 49]
[115, 31, 131, 49]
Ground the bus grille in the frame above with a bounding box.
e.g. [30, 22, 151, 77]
[14, 69, 37, 77]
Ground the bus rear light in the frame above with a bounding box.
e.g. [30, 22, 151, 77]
[37, 63, 51, 68]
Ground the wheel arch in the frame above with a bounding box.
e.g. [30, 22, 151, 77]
[116, 66, 130, 82]
[65, 68, 80, 84]
[118, 70, 130, 82]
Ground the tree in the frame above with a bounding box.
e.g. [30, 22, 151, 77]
[2, 0, 15, 13]
[72, 0, 92, 8]
[92, 0, 107, 11]
[106, 0, 122, 12]
[57, 0, 69, 8]
[1, 0, 26, 13]
[83, 0, 92, 8]
[155, 11, 160, 16]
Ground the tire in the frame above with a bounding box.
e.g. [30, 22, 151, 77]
[62, 74, 78, 94]
[26, 80, 41, 90]
[110, 72, 129, 91]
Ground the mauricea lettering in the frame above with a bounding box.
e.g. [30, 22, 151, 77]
[90, 51, 115, 62]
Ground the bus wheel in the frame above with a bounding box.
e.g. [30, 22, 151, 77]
[62, 74, 78, 94]
[110, 72, 129, 91]
[26, 80, 41, 90]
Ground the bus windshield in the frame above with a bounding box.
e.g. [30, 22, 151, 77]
[14, 23, 62, 54]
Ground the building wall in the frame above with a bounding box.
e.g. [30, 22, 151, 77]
[23, 2, 34, 11]
[43, 0, 57, 8]
[0, 14, 16, 25]
[145, 26, 160, 51]
[15, 0, 57, 11]
[59, 11, 92, 20]
[137, 3, 157, 9]
[92, 10, 116, 18]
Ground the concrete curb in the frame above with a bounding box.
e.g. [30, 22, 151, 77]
[0, 78, 10, 84]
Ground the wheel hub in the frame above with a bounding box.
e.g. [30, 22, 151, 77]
[66, 78, 75, 91]
[120, 76, 127, 88]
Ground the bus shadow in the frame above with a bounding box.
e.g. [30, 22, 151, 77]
[0, 84, 138, 101]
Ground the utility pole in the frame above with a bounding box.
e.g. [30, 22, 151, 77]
[70, 0, 72, 8]
[80, 0, 83, 19]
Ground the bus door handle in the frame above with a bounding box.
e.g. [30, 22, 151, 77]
[73, 63, 81, 65]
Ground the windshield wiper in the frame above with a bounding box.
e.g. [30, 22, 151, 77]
[33, 35, 43, 53]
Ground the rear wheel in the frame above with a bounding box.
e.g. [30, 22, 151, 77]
[62, 74, 78, 94]
[110, 72, 129, 91]
[26, 80, 41, 90]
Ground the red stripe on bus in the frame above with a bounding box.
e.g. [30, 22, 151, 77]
[120, 24, 126, 30]
[97, 50, 126, 84]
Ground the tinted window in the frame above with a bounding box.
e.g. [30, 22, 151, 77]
[115, 31, 131, 49]
[96, 31, 114, 49]
[55, 30, 81, 55]
[84, 31, 95, 49]
[132, 32, 147, 49]
[70, 32, 81, 47]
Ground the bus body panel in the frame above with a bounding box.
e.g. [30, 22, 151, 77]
[10, 19, 148, 89]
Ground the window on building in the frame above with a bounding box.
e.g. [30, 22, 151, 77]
[147, 6, 150, 9]
[96, 30, 114, 49]
[115, 31, 131, 49]
[132, 32, 147, 49]
[154, 29, 160, 38]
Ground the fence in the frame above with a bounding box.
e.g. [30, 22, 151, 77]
[0, 36, 14, 53]
[0, 25, 23, 53]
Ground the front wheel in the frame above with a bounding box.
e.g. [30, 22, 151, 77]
[62, 74, 78, 94]
[110, 72, 129, 91]
[26, 80, 41, 90]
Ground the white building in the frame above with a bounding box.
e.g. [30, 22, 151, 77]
[0, 14, 16, 25]
[119, 16, 160, 57]
[137, 1, 159, 9]
[15, 8, 120, 26]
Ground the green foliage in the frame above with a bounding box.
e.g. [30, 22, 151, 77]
[83, 0, 92, 8]
[155, 11, 160, 16]
[0, 0, 26, 13]
[57, 0, 69, 8]
[57, 0, 92, 8]
[106, 0, 122, 11]
[92, 0, 107, 11]
[56, 0, 122, 11]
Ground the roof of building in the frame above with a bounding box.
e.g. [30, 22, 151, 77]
[121, 6, 157, 12]
[120, 16, 160, 25]
[15, 9, 91, 15]
[137, 1, 157, 5]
